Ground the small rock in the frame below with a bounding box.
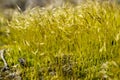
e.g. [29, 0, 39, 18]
[1, 65, 9, 72]
[18, 58, 26, 67]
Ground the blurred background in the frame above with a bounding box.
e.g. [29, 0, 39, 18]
[0, 0, 86, 11]
[0, 0, 119, 11]
[0, 0, 120, 19]
[0, 0, 86, 20]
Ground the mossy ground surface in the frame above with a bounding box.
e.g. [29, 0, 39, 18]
[0, 1, 120, 80]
